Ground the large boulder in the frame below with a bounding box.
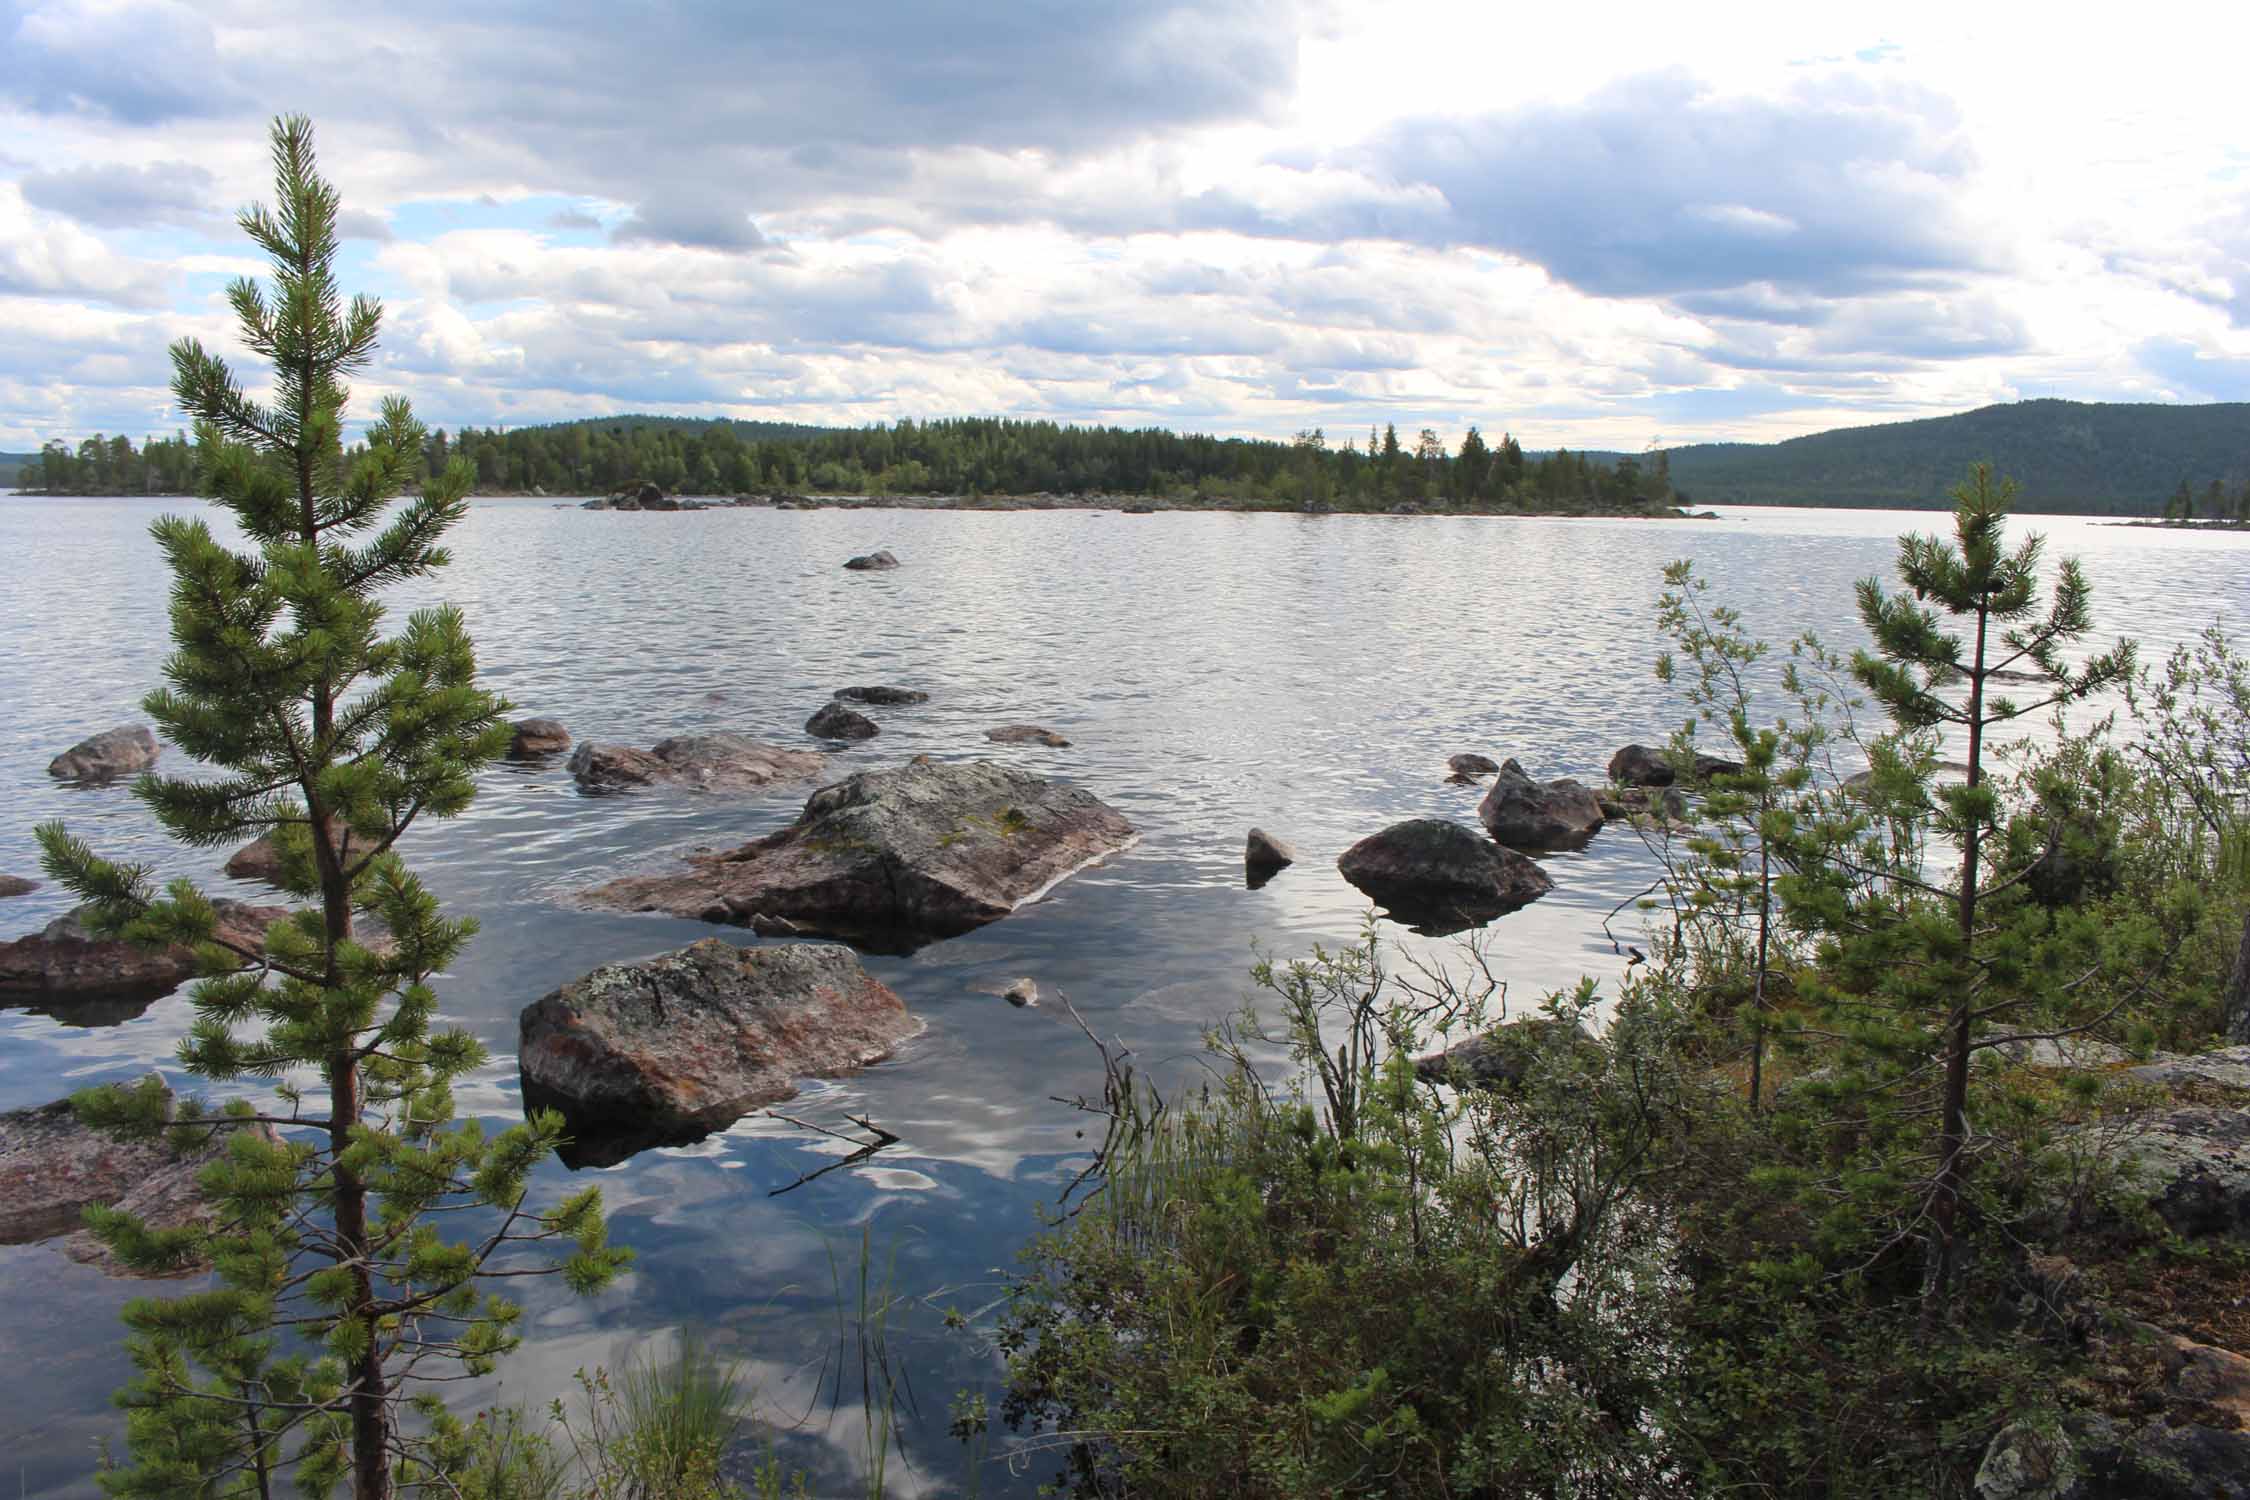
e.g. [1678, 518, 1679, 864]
[805, 702, 879, 741]
[1336, 819, 1553, 930]
[580, 759, 1136, 950]
[1477, 759, 1605, 850]
[0, 1079, 277, 1276]
[843, 549, 900, 571]
[568, 734, 827, 794]
[1, 901, 286, 999]
[47, 725, 160, 781]
[518, 938, 918, 1166]
[508, 718, 573, 758]
[835, 686, 929, 706]
[2115, 1101, 2250, 1238]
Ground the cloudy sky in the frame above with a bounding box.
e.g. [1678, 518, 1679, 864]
[4, 0, 2248, 454]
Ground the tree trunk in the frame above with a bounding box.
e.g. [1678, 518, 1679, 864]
[1926, 604, 1991, 1317]
[2225, 906, 2250, 1046]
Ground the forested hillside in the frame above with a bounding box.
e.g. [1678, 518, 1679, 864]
[1662, 399, 2250, 512]
[0, 451, 34, 486]
[10, 399, 2246, 516]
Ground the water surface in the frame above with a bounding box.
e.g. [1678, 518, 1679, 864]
[1, 497, 2242, 1496]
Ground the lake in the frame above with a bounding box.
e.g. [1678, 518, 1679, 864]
[1, 496, 2243, 1496]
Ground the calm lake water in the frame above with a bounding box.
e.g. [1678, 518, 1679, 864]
[1, 496, 2243, 1496]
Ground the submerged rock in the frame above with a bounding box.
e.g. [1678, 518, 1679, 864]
[509, 717, 573, 758]
[1003, 976, 1039, 1008]
[1336, 818, 1552, 931]
[0, 1079, 277, 1276]
[518, 938, 917, 1167]
[805, 702, 880, 741]
[843, 549, 900, 571]
[579, 759, 1136, 951]
[47, 725, 160, 781]
[1477, 760, 1605, 851]
[986, 724, 1070, 747]
[0, 877, 37, 899]
[567, 734, 828, 793]
[834, 686, 930, 706]
[0, 901, 286, 1000]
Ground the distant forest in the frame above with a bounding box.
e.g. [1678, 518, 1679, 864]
[8, 398, 2248, 517]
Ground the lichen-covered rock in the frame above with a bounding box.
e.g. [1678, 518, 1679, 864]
[986, 724, 1071, 747]
[509, 718, 573, 758]
[568, 734, 828, 793]
[1477, 759, 1605, 851]
[1336, 818, 1552, 930]
[2111, 1097, 2250, 1238]
[518, 939, 917, 1166]
[834, 686, 929, 706]
[806, 702, 880, 741]
[0, 1079, 277, 1277]
[47, 725, 160, 781]
[1974, 1420, 2086, 1500]
[0, 901, 286, 999]
[580, 759, 1136, 950]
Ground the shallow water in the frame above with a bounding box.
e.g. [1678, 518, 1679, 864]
[1, 496, 2243, 1495]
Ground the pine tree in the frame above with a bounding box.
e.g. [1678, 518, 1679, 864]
[39, 115, 627, 1500]
[1834, 464, 2133, 1311]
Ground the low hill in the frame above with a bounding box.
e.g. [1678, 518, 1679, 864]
[0, 451, 35, 486]
[1659, 399, 2250, 513]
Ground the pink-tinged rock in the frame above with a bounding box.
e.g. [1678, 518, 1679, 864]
[580, 759, 1135, 950]
[518, 938, 918, 1166]
[567, 733, 828, 793]
[0, 1079, 278, 1277]
[509, 717, 573, 758]
[0, 901, 287, 999]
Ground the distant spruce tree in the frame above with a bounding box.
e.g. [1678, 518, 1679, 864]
[1795, 464, 2134, 1313]
[39, 116, 627, 1499]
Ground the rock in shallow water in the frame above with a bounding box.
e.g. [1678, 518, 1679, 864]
[0, 877, 37, 899]
[843, 549, 900, 571]
[579, 758, 1136, 951]
[1447, 753, 1500, 777]
[518, 938, 918, 1167]
[1336, 818, 1552, 932]
[509, 717, 573, 758]
[805, 702, 880, 741]
[986, 724, 1070, 747]
[1245, 827, 1296, 871]
[0, 901, 287, 1000]
[0, 1078, 277, 1276]
[1477, 760, 1605, 851]
[568, 733, 828, 793]
[834, 686, 929, 706]
[47, 725, 160, 781]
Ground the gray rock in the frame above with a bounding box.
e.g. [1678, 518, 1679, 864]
[47, 725, 160, 781]
[987, 724, 1071, 747]
[1336, 818, 1553, 930]
[1246, 828, 1296, 870]
[1447, 753, 1500, 777]
[843, 549, 900, 570]
[1692, 752, 1744, 780]
[805, 702, 880, 741]
[1477, 760, 1605, 851]
[0, 876, 37, 899]
[580, 759, 1136, 951]
[1413, 1018, 1592, 1093]
[2114, 1102, 2250, 1238]
[1, 901, 288, 999]
[1608, 744, 1675, 787]
[568, 734, 828, 794]
[1003, 977, 1038, 1008]
[519, 938, 918, 1166]
[835, 686, 930, 706]
[2126, 1046, 2250, 1093]
[0, 1078, 278, 1276]
[509, 717, 573, 758]
[1974, 1420, 2086, 1500]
